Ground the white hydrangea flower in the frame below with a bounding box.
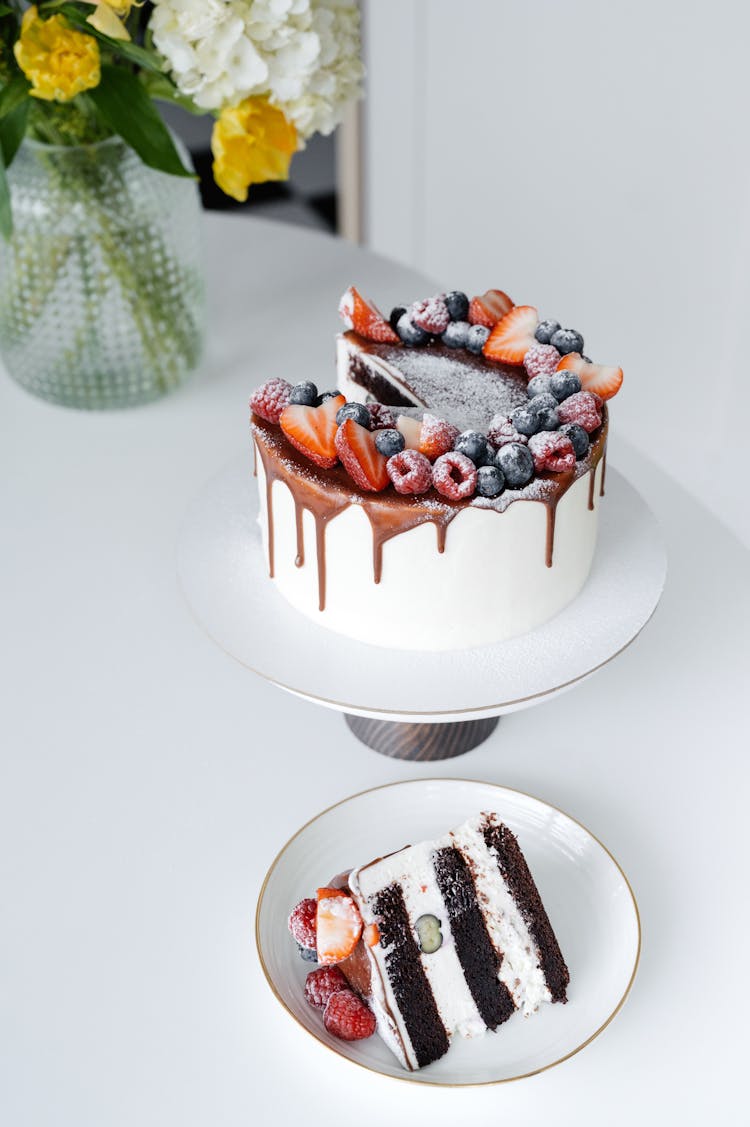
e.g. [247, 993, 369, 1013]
[149, 0, 363, 138]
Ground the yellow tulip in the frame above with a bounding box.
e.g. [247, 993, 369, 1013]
[80, 1, 139, 42]
[14, 6, 100, 103]
[211, 97, 298, 203]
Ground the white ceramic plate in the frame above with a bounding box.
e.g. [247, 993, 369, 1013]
[255, 778, 640, 1086]
[177, 458, 666, 721]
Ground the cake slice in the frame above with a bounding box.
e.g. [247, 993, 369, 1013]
[289, 812, 569, 1070]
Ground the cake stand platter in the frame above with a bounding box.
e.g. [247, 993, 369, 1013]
[177, 456, 666, 759]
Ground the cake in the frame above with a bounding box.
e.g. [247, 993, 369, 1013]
[287, 811, 569, 1070]
[250, 286, 623, 650]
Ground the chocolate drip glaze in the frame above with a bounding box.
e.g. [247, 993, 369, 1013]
[252, 406, 607, 607]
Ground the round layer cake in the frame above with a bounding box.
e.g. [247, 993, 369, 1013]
[250, 287, 622, 651]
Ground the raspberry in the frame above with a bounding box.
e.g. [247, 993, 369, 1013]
[556, 390, 602, 434]
[367, 402, 397, 431]
[250, 378, 292, 424]
[528, 431, 576, 474]
[487, 413, 529, 447]
[420, 413, 460, 460]
[524, 343, 561, 379]
[323, 989, 377, 1041]
[387, 449, 433, 495]
[411, 295, 450, 335]
[288, 898, 317, 949]
[432, 451, 478, 500]
[304, 966, 348, 1010]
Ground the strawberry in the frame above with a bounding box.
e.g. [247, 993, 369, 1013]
[316, 892, 363, 965]
[363, 923, 380, 948]
[316, 886, 348, 900]
[335, 419, 390, 492]
[483, 305, 539, 365]
[468, 289, 515, 328]
[280, 394, 345, 468]
[338, 285, 400, 344]
[419, 413, 460, 461]
[556, 352, 623, 401]
[395, 414, 422, 450]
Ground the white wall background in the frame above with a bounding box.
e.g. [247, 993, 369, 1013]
[362, 0, 750, 548]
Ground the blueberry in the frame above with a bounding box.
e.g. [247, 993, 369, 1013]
[550, 328, 584, 356]
[527, 374, 553, 398]
[441, 320, 470, 349]
[454, 430, 488, 464]
[389, 305, 407, 333]
[535, 319, 560, 345]
[466, 324, 490, 354]
[560, 422, 590, 459]
[549, 370, 582, 401]
[528, 392, 559, 413]
[476, 464, 505, 498]
[478, 440, 498, 467]
[396, 312, 430, 346]
[510, 405, 541, 437]
[496, 442, 535, 488]
[297, 943, 318, 963]
[336, 401, 371, 428]
[534, 406, 560, 430]
[375, 428, 405, 457]
[289, 380, 318, 406]
[317, 389, 340, 404]
[445, 290, 470, 321]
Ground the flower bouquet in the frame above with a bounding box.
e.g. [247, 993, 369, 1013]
[0, 1, 363, 407]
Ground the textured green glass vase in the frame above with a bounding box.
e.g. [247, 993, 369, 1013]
[0, 137, 205, 409]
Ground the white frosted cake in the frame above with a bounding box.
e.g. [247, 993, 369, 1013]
[250, 285, 623, 650]
[287, 812, 569, 1070]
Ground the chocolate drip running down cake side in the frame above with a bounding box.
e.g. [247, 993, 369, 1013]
[287, 812, 570, 1071]
[250, 286, 623, 650]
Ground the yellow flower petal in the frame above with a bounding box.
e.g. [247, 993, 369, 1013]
[211, 97, 297, 203]
[14, 6, 101, 103]
[86, 7, 131, 42]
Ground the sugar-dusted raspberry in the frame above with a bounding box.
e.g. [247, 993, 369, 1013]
[524, 343, 561, 379]
[420, 413, 460, 461]
[487, 413, 529, 448]
[387, 449, 433, 495]
[528, 431, 576, 474]
[411, 294, 451, 335]
[323, 989, 377, 1041]
[556, 390, 602, 434]
[288, 898, 317, 949]
[304, 966, 348, 1010]
[432, 451, 478, 500]
[250, 378, 292, 424]
[367, 402, 397, 431]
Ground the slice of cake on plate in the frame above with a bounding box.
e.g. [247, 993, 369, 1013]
[288, 812, 569, 1070]
[250, 285, 623, 650]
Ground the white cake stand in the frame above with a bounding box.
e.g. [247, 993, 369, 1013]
[177, 456, 667, 759]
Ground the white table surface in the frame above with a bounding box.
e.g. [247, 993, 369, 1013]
[1, 213, 748, 1126]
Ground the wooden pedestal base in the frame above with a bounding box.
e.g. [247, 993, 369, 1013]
[344, 715, 499, 760]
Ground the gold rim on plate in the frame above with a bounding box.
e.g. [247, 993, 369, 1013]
[254, 778, 642, 1087]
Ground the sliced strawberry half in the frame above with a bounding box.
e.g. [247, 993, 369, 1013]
[280, 394, 345, 468]
[468, 289, 515, 328]
[335, 418, 390, 492]
[556, 353, 623, 401]
[396, 414, 422, 450]
[338, 285, 400, 344]
[316, 892, 363, 965]
[483, 305, 539, 365]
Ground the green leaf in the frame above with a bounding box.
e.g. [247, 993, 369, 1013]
[0, 96, 29, 166]
[0, 5, 14, 16]
[57, 5, 166, 75]
[88, 65, 194, 178]
[0, 75, 31, 119]
[0, 146, 11, 239]
[141, 72, 207, 116]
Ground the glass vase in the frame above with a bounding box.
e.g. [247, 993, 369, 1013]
[0, 137, 205, 409]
